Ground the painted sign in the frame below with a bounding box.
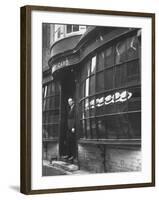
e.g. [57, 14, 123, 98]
[85, 90, 132, 110]
[52, 58, 69, 74]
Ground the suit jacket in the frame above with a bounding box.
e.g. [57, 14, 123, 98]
[67, 104, 75, 130]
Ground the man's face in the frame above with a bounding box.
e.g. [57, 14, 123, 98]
[68, 98, 74, 106]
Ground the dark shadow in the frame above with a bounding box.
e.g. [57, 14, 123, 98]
[9, 185, 20, 192]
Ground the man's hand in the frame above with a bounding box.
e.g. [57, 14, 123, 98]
[72, 128, 75, 133]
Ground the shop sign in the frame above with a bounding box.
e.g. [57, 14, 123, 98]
[85, 90, 132, 110]
[52, 58, 69, 74]
[42, 76, 53, 84]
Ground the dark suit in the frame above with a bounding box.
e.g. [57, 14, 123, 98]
[67, 105, 75, 131]
[67, 104, 76, 158]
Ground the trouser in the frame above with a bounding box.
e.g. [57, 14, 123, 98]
[67, 130, 76, 158]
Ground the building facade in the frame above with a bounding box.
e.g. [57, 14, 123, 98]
[43, 24, 141, 174]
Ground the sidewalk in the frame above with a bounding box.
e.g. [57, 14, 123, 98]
[43, 160, 90, 176]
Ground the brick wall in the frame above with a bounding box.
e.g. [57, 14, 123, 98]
[105, 147, 141, 172]
[78, 144, 105, 173]
[78, 143, 141, 173]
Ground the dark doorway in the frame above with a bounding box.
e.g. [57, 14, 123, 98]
[59, 69, 77, 157]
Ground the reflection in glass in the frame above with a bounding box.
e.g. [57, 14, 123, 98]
[89, 97, 95, 116]
[115, 40, 126, 64]
[89, 75, 95, 95]
[97, 52, 104, 71]
[91, 56, 96, 74]
[97, 120, 106, 138]
[127, 36, 138, 60]
[85, 78, 89, 97]
[128, 87, 141, 111]
[105, 46, 114, 67]
[85, 98, 89, 118]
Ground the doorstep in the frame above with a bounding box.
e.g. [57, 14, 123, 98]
[43, 160, 90, 175]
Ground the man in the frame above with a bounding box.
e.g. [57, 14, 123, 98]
[66, 98, 76, 161]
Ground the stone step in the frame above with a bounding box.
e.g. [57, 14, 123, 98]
[51, 160, 79, 173]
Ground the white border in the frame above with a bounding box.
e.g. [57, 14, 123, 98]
[31, 10, 152, 190]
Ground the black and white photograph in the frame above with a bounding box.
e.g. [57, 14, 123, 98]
[20, 6, 155, 194]
[42, 23, 142, 176]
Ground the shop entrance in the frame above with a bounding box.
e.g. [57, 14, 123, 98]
[59, 69, 77, 159]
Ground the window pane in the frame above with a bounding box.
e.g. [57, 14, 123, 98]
[89, 75, 95, 95]
[103, 113, 141, 139]
[51, 83, 55, 93]
[47, 84, 52, 96]
[104, 68, 114, 90]
[115, 64, 127, 88]
[106, 114, 130, 139]
[82, 60, 91, 80]
[127, 60, 140, 85]
[91, 56, 96, 74]
[127, 36, 139, 60]
[97, 51, 104, 71]
[55, 83, 60, 93]
[127, 87, 141, 111]
[43, 99, 46, 110]
[115, 90, 129, 113]
[86, 119, 91, 139]
[55, 95, 60, 108]
[115, 40, 126, 64]
[44, 86, 47, 97]
[128, 112, 141, 138]
[57, 28, 61, 38]
[105, 46, 114, 67]
[96, 71, 104, 92]
[85, 78, 89, 97]
[104, 91, 116, 114]
[80, 120, 86, 138]
[96, 94, 105, 115]
[43, 125, 48, 138]
[80, 81, 85, 98]
[45, 98, 50, 110]
[66, 25, 72, 33]
[49, 97, 55, 109]
[46, 124, 59, 138]
[89, 96, 95, 116]
[73, 25, 79, 32]
[43, 112, 48, 123]
[85, 98, 89, 118]
[81, 100, 85, 119]
[97, 119, 107, 139]
[47, 110, 59, 123]
[90, 119, 96, 138]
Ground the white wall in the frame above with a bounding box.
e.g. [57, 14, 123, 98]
[0, 0, 158, 199]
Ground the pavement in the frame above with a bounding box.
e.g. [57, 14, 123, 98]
[43, 160, 90, 176]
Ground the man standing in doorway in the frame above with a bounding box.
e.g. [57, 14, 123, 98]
[66, 97, 76, 162]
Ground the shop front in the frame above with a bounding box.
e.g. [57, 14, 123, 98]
[45, 26, 141, 173]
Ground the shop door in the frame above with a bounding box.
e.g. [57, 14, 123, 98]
[59, 71, 77, 158]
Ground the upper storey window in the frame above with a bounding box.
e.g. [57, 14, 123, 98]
[66, 25, 79, 34]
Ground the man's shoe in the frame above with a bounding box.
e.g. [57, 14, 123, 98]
[68, 156, 74, 161]
[62, 155, 69, 159]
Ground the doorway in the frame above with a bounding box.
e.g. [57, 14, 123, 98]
[59, 69, 77, 158]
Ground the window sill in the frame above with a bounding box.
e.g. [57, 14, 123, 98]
[43, 138, 58, 142]
[78, 138, 141, 146]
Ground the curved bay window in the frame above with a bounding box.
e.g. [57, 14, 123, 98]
[42, 81, 60, 140]
[79, 31, 141, 141]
